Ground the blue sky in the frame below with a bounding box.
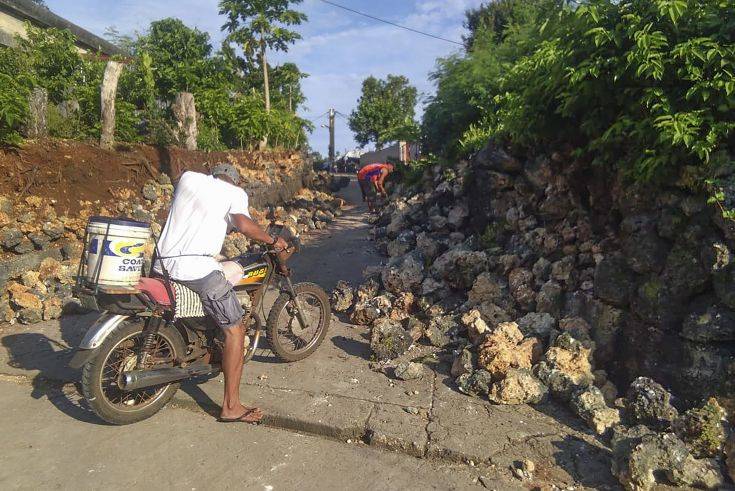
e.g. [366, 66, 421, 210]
[45, 0, 484, 154]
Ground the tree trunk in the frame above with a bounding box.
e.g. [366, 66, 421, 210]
[100, 61, 123, 150]
[259, 32, 270, 150]
[172, 92, 198, 150]
[261, 34, 270, 113]
[27, 87, 48, 139]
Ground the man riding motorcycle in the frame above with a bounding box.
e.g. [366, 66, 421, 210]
[155, 163, 287, 423]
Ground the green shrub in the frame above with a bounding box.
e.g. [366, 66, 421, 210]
[0, 73, 29, 145]
[423, 0, 735, 191]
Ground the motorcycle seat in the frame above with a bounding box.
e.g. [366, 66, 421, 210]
[136, 277, 173, 306]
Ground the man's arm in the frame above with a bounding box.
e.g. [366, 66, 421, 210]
[231, 214, 288, 250]
[376, 169, 390, 195]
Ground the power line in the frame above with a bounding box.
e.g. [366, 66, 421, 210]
[316, 0, 463, 46]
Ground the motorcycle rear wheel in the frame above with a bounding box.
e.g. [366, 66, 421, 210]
[266, 282, 331, 362]
[81, 317, 186, 425]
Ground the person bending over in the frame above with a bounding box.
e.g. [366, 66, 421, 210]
[357, 162, 394, 212]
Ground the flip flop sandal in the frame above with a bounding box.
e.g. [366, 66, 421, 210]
[218, 408, 264, 424]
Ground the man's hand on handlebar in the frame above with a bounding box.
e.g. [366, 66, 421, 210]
[271, 236, 289, 252]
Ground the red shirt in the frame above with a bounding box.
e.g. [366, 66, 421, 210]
[358, 163, 390, 182]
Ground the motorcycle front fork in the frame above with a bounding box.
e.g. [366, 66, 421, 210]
[282, 276, 308, 329]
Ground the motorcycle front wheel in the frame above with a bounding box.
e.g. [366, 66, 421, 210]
[81, 317, 186, 425]
[266, 282, 331, 362]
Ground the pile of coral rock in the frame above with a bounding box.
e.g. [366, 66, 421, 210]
[0, 175, 175, 325]
[1, 171, 342, 326]
[330, 145, 735, 489]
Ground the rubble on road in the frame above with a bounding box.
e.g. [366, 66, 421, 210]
[354, 139, 735, 488]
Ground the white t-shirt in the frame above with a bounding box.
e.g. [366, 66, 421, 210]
[154, 171, 250, 281]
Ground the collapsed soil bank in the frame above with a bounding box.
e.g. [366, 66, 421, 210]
[0, 140, 312, 214]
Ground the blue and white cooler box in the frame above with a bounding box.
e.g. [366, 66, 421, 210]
[85, 216, 152, 287]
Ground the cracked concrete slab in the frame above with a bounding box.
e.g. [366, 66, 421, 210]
[365, 403, 428, 457]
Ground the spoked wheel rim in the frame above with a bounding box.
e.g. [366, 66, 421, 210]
[274, 292, 326, 355]
[98, 330, 176, 411]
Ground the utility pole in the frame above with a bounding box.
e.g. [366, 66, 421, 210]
[328, 108, 335, 168]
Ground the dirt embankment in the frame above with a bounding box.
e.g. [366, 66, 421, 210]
[0, 140, 309, 215]
[0, 139, 325, 326]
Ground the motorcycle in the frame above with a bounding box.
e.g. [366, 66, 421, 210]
[70, 222, 330, 425]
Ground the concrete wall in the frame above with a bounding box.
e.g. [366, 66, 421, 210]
[359, 142, 420, 167]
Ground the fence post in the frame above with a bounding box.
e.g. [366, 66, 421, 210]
[27, 87, 48, 139]
[172, 92, 198, 150]
[100, 60, 123, 150]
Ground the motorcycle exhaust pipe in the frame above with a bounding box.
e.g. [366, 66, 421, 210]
[121, 364, 215, 391]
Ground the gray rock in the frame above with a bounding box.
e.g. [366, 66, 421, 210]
[550, 256, 576, 282]
[467, 272, 502, 304]
[447, 202, 469, 229]
[356, 278, 380, 302]
[330, 281, 354, 313]
[415, 232, 443, 261]
[14, 238, 34, 254]
[394, 361, 424, 381]
[350, 301, 381, 325]
[612, 430, 723, 490]
[625, 377, 679, 430]
[536, 281, 563, 316]
[532, 257, 551, 284]
[523, 156, 553, 191]
[570, 386, 621, 434]
[17, 307, 42, 325]
[621, 214, 668, 274]
[517, 312, 556, 338]
[28, 232, 50, 250]
[1, 228, 23, 249]
[381, 253, 424, 294]
[450, 348, 474, 377]
[425, 316, 456, 347]
[489, 368, 548, 405]
[672, 398, 728, 459]
[474, 143, 522, 173]
[42, 222, 65, 240]
[594, 255, 634, 307]
[428, 214, 448, 231]
[681, 296, 735, 342]
[456, 369, 493, 397]
[431, 249, 488, 290]
[387, 232, 415, 258]
[714, 263, 735, 310]
[142, 181, 159, 201]
[370, 318, 412, 361]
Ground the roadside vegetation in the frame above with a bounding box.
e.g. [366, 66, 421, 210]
[0, 1, 310, 150]
[420, 0, 734, 195]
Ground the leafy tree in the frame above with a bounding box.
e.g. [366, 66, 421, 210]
[463, 0, 531, 49]
[348, 75, 418, 149]
[219, 0, 307, 113]
[135, 18, 214, 101]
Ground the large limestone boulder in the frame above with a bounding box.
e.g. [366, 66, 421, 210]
[489, 368, 548, 405]
[478, 322, 542, 380]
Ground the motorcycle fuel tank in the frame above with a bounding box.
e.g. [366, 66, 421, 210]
[237, 257, 269, 286]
